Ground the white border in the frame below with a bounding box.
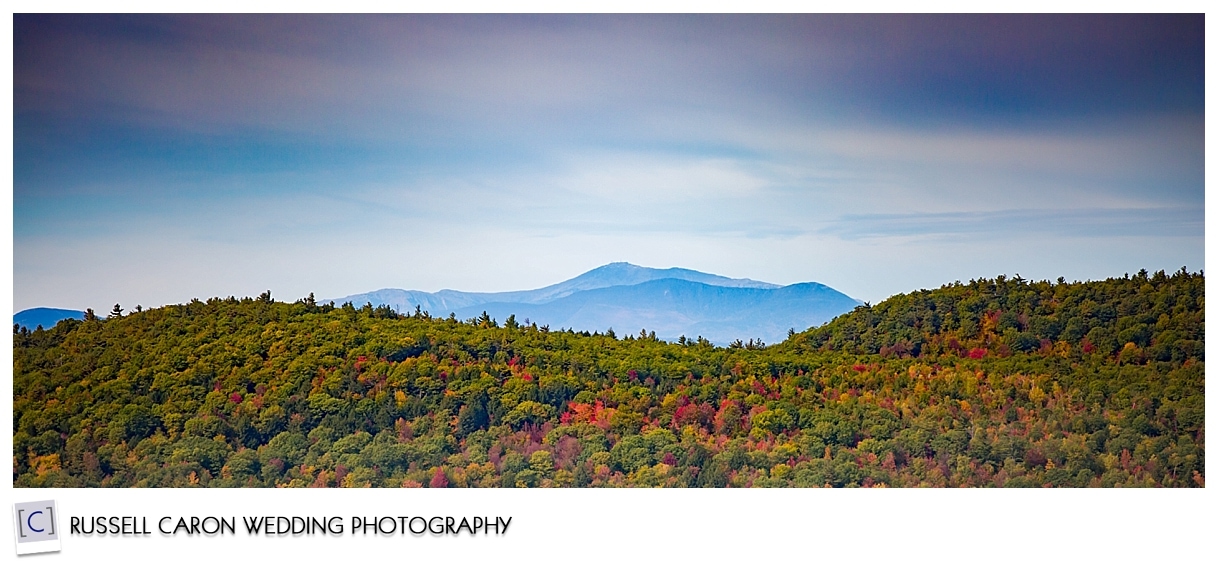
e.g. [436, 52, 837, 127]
[4, 6, 1213, 561]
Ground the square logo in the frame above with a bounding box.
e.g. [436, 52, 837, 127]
[13, 500, 61, 555]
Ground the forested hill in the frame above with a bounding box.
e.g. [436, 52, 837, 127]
[13, 271, 1204, 488]
[787, 268, 1203, 363]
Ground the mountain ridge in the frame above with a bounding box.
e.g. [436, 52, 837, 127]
[13, 307, 85, 331]
[326, 262, 782, 313]
[14, 263, 860, 343]
[325, 263, 856, 344]
[449, 278, 857, 344]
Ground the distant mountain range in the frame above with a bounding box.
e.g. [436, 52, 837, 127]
[12, 263, 862, 344]
[328, 263, 860, 344]
[13, 307, 85, 330]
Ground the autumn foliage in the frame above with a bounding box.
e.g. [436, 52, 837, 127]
[13, 269, 1203, 487]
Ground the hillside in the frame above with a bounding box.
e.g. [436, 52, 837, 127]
[13, 270, 1204, 488]
[788, 268, 1203, 363]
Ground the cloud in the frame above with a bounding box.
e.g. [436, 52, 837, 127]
[15, 15, 1204, 136]
[823, 207, 1203, 241]
[12, 15, 1205, 312]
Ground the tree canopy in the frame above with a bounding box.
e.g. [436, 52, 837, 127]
[13, 269, 1204, 488]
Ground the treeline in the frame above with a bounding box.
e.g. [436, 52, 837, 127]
[792, 268, 1203, 362]
[13, 270, 1204, 488]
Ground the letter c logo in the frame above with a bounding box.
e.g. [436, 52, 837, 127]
[27, 510, 44, 533]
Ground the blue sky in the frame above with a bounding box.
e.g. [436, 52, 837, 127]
[13, 14, 1205, 311]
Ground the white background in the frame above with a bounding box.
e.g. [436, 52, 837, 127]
[7, 487, 1215, 560]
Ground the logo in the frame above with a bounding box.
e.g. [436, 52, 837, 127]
[13, 500, 61, 555]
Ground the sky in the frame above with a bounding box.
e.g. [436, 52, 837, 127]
[12, 14, 1205, 312]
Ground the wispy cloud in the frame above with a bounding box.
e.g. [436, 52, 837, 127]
[824, 207, 1203, 241]
[12, 15, 1204, 311]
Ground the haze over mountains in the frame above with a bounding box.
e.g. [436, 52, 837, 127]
[329, 263, 860, 344]
[13, 263, 862, 345]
